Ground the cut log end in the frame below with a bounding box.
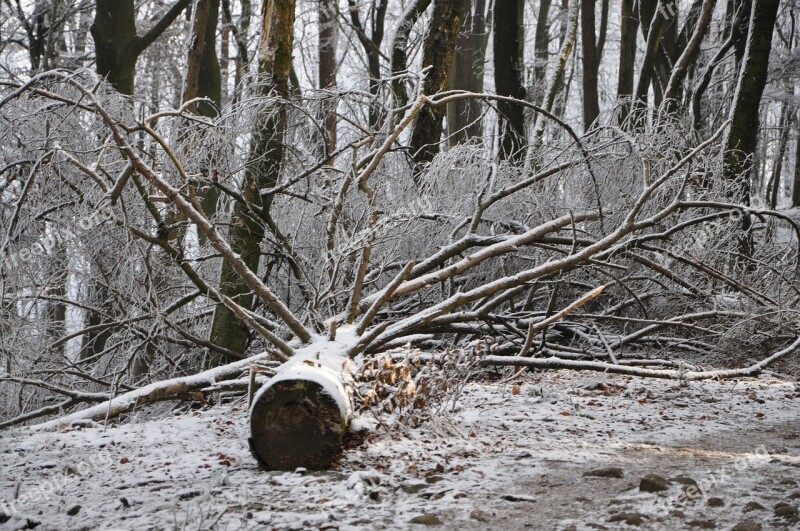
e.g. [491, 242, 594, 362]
[249, 378, 347, 470]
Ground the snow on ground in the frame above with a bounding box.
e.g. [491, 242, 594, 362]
[1, 369, 799, 530]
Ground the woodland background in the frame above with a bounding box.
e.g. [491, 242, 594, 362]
[0, 0, 799, 428]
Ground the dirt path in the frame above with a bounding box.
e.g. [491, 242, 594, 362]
[1, 370, 798, 530]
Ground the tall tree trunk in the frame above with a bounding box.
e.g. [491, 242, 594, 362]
[91, 0, 191, 96]
[722, 0, 780, 200]
[85, 0, 195, 363]
[391, 0, 432, 110]
[596, 0, 609, 61]
[689, 1, 749, 131]
[635, 0, 671, 108]
[181, 0, 222, 250]
[220, 27, 230, 102]
[494, 0, 526, 162]
[348, 0, 388, 130]
[721, 0, 780, 259]
[733, 0, 753, 68]
[91, 0, 137, 95]
[80, 277, 113, 361]
[532, 0, 579, 151]
[318, 0, 338, 161]
[664, 0, 718, 110]
[531, 0, 552, 108]
[409, 0, 468, 174]
[183, 0, 222, 118]
[448, 0, 488, 146]
[767, 106, 791, 209]
[221, 0, 252, 99]
[208, 0, 297, 365]
[616, 0, 638, 118]
[580, 0, 600, 131]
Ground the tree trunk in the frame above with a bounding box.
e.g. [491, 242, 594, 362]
[209, 0, 297, 365]
[79, 278, 113, 361]
[596, 0, 609, 61]
[249, 353, 353, 470]
[391, 0, 432, 110]
[91, 0, 191, 96]
[447, 0, 487, 146]
[348, 0, 387, 130]
[181, 0, 222, 249]
[664, 0, 718, 109]
[722, 0, 780, 260]
[182, 0, 222, 118]
[91, 0, 138, 95]
[635, 0, 671, 107]
[494, 0, 526, 161]
[318, 0, 338, 161]
[722, 0, 780, 203]
[580, 0, 600, 131]
[409, 0, 468, 173]
[767, 106, 791, 209]
[532, 0, 579, 151]
[617, 0, 638, 121]
[531, 0, 552, 108]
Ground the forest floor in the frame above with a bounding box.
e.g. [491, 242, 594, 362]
[1, 366, 799, 531]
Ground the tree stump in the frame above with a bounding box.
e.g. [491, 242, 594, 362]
[248, 355, 353, 470]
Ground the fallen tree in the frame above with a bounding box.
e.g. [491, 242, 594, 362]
[249, 330, 358, 470]
[1, 72, 799, 470]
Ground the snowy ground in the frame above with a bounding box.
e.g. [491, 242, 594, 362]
[1, 369, 799, 531]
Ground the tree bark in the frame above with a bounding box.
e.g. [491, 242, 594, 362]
[616, 0, 638, 109]
[722, 0, 781, 203]
[635, 0, 671, 107]
[182, 0, 222, 118]
[318, 0, 338, 161]
[391, 0, 433, 110]
[664, 0, 718, 109]
[447, 0, 488, 146]
[91, 0, 191, 96]
[767, 106, 791, 209]
[580, 0, 600, 131]
[45, 245, 67, 356]
[348, 0, 388, 130]
[532, 0, 579, 151]
[409, 0, 468, 174]
[531, 0, 552, 108]
[596, 0, 609, 61]
[494, 0, 527, 161]
[180, 0, 222, 250]
[721, 0, 780, 260]
[209, 0, 297, 365]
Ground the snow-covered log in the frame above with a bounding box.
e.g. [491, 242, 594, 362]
[248, 330, 358, 470]
[29, 352, 276, 430]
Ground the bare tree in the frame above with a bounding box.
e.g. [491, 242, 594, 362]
[409, 0, 468, 173]
[580, 0, 600, 130]
[494, 0, 526, 161]
[347, 0, 388, 130]
[208, 0, 299, 364]
[447, 0, 490, 146]
[91, 0, 191, 95]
